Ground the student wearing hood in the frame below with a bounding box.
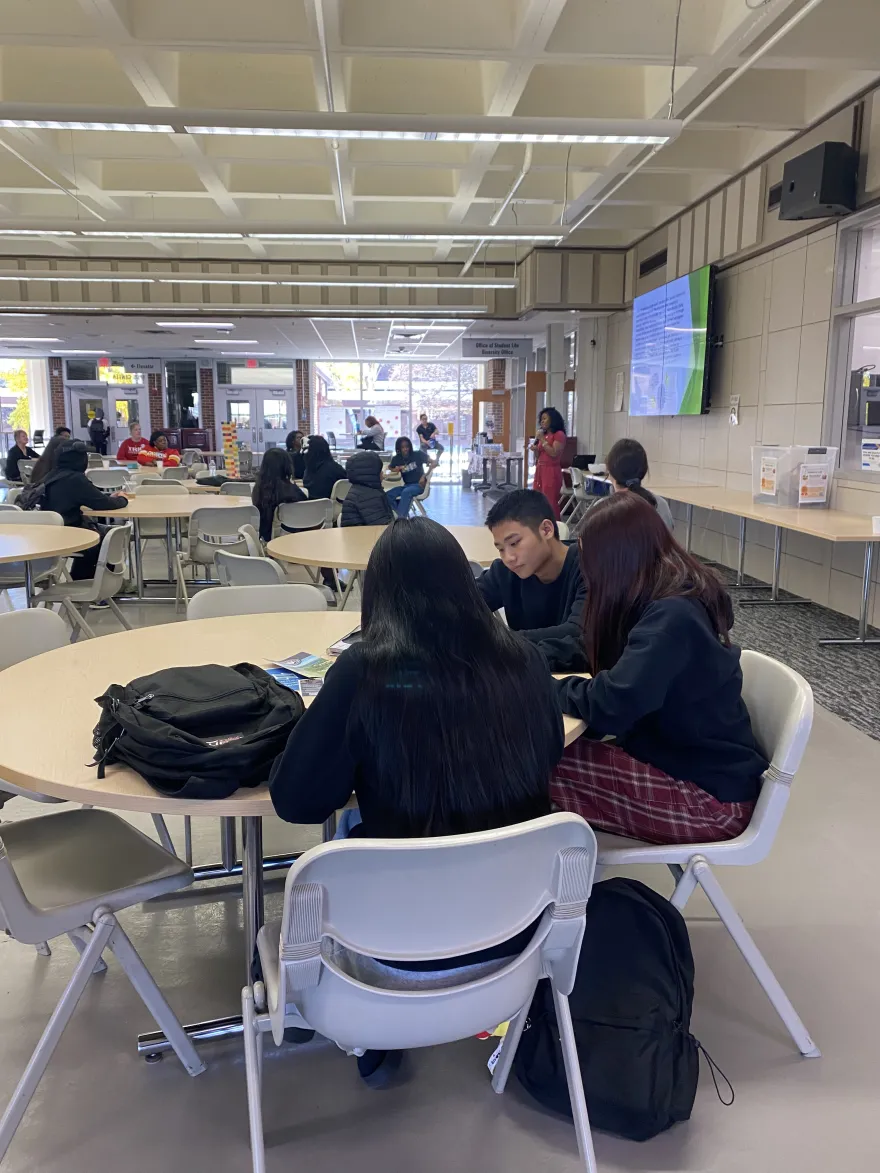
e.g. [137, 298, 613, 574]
[42, 440, 128, 580]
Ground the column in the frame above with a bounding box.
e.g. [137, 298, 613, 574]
[48, 357, 66, 431]
[545, 323, 566, 403]
[574, 315, 607, 459]
[296, 360, 312, 432]
[148, 373, 164, 431]
[199, 363, 216, 442]
[489, 359, 506, 389]
[24, 359, 50, 438]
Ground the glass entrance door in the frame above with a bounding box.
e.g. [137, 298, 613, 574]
[260, 392, 290, 449]
[110, 394, 143, 451]
[225, 393, 256, 451]
[221, 388, 296, 456]
[71, 389, 109, 446]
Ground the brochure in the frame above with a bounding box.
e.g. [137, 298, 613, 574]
[266, 667, 323, 697]
[327, 627, 363, 657]
[272, 651, 334, 679]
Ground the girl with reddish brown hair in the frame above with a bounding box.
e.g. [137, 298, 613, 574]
[552, 491, 767, 844]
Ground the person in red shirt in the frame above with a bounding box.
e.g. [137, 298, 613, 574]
[137, 431, 181, 467]
[116, 422, 149, 462]
[530, 407, 567, 519]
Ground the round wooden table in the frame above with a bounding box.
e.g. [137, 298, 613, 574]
[0, 611, 585, 1058]
[82, 493, 253, 598]
[0, 523, 99, 607]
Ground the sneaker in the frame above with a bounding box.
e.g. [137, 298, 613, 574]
[90, 600, 110, 610]
[356, 1049, 404, 1089]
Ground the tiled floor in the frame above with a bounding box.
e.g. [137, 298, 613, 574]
[2, 483, 879, 1172]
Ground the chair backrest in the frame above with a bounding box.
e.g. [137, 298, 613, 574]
[187, 582, 327, 619]
[570, 467, 586, 494]
[417, 466, 434, 501]
[136, 481, 189, 496]
[740, 650, 813, 780]
[278, 498, 331, 532]
[238, 523, 262, 558]
[87, 454, 104, 467]
[0, 502, 22, 511]
[269, 814, 596, 1049]
[557, 520, 570, 540]
[0, 510, 62, 526]
[86, 468, 127, 490]
[220, 480, 253, 496]
[92, 523, 132, 595]
[188, 504, 259, 561]
[18, 461, 36, 484]
[330, 479, 351, 504]
[6, 487, 22, 504]
[0, 608, 69, 670]
[214, 550, 287, 586]
[188, 463, 208, 479]
[161, 465, 190, 481]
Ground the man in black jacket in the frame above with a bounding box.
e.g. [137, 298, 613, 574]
[477, 489, 587, 672]
[4, 430, 39, 481]
[42, 440, 128, 579]
[341, 451, 394, 527]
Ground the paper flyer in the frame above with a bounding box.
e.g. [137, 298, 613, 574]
[798, 463, 829, 505]
[272, 651, 334, 679]
[760, 455, 778, 496]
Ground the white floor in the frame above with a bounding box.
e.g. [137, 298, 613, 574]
[1, 496, 879, 1172]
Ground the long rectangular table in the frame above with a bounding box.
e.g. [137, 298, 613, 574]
[649, 482, 880, 647]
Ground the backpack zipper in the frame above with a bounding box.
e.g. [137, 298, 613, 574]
[132, 684, 253, 708]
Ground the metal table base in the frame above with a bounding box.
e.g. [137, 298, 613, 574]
[819, 541, 880, 647]
[739, 526, 811, 608]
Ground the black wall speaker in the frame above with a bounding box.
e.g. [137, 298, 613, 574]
[779, 141, 858, 221]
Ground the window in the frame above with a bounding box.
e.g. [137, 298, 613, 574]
[831, 213, 880, 472]
[165, 360, 199, 428]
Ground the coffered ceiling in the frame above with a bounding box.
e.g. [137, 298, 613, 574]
[0, 0, 874, 265]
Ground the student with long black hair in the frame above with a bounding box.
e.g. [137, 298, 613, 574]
[302, 434, 346, 501]
[553, 492, 767, 844]
[251, 447, 305, 542]
[284, 430, 306, 479]
[605, 437, 674, 531]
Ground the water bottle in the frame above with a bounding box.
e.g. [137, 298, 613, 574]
[209, 458, 217, 476]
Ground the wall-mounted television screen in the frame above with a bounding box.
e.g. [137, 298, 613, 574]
[629, 264, 714, 417]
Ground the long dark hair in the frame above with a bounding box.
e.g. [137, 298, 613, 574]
[31, 435, 65, 484]
[253, 448, 293, 519]
[394, 436, 414, 458]
[579, 493, 733, 674]
[539, 406, 566, 434]
[606, 438, 657, 508]
[304, 434, 331, 473]
[285, 430, 303, 452]
[352, 518, 559, 836]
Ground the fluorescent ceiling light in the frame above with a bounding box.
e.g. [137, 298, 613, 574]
[222, 351, 275, 356]
[185, 126, 668, 145]
[0, 312, 47, 316]
[154, 277, 513, 289]
[253, 232, 562, 242]
[52, 349, 108, 354]
[85, 231, 244, 240]
[193, 339, 259, 344]
[0, 120, 174, 133]
[0, 229, 77, 237]
[0, 275, 155, 283]
[156, 321, 236, 328]
[0, 336, 61, 341]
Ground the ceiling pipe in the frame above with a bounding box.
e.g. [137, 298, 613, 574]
[566, 0, 828, 235]
[460, 143, 534, 277]
[312, 0, 348, 231]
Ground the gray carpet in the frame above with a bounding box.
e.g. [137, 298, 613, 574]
[718, 568, 880, 743]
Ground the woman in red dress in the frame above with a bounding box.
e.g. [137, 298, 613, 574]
[531, 407, 566, 519]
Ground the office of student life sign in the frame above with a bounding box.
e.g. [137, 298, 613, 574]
[461, 338, 532, 359]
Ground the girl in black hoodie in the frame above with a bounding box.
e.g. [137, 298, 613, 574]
[341, 451, 394, 526]
[42, 440, 127, 579]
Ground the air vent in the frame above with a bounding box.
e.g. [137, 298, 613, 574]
[639, 248, 667, 278]
[767, 182, 783, 211]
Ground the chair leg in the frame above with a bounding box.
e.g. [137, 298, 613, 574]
[104, 912, 205, 1076]
[669, 861, 699, 910]
[67, 927, 108, 975]
[73, 604, 97, 640]
[183, 816, 193, 866]
[692, 858, 821, 1058]
[174, 553, 189, 612]
[107, 597, 133, 630]
[0, 918, 114, 1162]
[242, 985, 267, 1173]
[552, 985, 598, 1173]
[491, 994, 534, 1094]
[34, 941, 51, 957]
[151, 814, 176, 854]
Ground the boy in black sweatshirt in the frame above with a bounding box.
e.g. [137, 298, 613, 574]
[477, 489, 587, 671]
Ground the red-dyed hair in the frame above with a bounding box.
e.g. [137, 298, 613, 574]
[578, 492, 733, 673]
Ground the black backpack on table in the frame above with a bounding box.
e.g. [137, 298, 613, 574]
[92, 663, 303, 799]
[515, 877, 700, 1142]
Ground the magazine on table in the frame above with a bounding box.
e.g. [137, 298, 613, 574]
[327, 627, 363, 657]
[272, 651, 334, 679]
[265, 667, 323, 697]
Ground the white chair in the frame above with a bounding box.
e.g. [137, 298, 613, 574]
[37, 524, 134, 639]
[557, 520, 570, 540]
[220, 481, 254, 497]
[17, 461, 36, 484]
[174, 504, 260, 608]
[6, 487, 22, 505]
[0, 607, 69, 671]
[566, 468, 592, 530]
[407, 466, 435, 517]
[86, 468, 127, 490]
[558, 469, 574, 517]
[0, 809, 205, 1161]
[87, 453, 104, 468]
[277, 498, 332, 533]
[238, 524, 262, 558]
[133, 481, 188, 574]
[161, 465, 190, 482]
[596, 649, 818, 1057]
[330, 478, 351, 524]
[0, 503, 22, 512]
[187, 583, 327, 620]
[0, 511, 67, 602]
[214, 550, 287, 586]
[188, 462, 208, 479]
[242, 813, 599, 1173]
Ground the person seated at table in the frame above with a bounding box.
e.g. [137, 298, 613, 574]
[284, 429, 306, 480]
[477, 489, 587, 672]
[54, 425, 72, 439]
[136, 431, 181, 467]
[251, 447, 306, 543]
[358, 415, 385, 451]
[29, 436, 66, 486]
[385, 436, 432, 519]
[270, 518, 564, 1081]
[553, 492, 767, 844]
[41, 440, 127, 580]
[302, 435, 346, 501]
[606, 437, 674, 531]
[116, 421, 149, 462]
[341, 451, 394, 527]
[4, 430, 39, 482]
[416, 412, 445, 459]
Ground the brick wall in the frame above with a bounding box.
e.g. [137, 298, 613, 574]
[48, 357, 66, 431]
[295, 359, 312, 433]
[147, 372, 164, 432]
[489, 359, 506, 389]
[199, 364, 216, 440]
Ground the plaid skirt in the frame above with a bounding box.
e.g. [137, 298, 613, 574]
[551, 738, 754, 845]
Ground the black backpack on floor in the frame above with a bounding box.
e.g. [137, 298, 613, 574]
[92, 663, 304, 799]
[515, 877, 699, 1142]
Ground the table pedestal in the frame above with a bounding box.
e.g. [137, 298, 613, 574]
[818, 541, 880, 647]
